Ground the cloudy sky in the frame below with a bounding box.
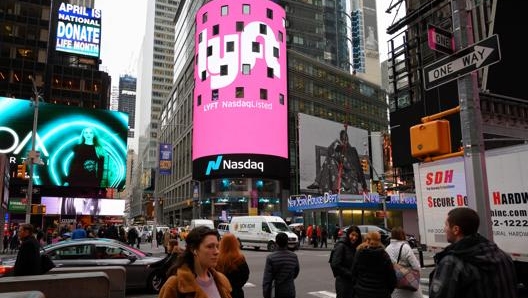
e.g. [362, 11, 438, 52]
[94, 0, 147, 83]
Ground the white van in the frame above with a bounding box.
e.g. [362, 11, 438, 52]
[230, 216, 299, 251]
[190, 219, 215, 230]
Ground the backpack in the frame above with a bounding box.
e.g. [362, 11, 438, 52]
[328, 243, 341, 277]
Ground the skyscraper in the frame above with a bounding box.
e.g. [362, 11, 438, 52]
[117, 74, 137, 139]
[130, 0, 178, 220]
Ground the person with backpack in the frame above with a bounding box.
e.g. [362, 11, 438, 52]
[330, 225, 362, 298]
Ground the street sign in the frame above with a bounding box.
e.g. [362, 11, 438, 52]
[427, 24, 454, 54]
[423, 34, 500, 90]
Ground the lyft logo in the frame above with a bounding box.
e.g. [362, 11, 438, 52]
[197, 21, 282, 89]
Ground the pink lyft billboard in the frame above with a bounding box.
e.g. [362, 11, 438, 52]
[193, 1, 288, 169]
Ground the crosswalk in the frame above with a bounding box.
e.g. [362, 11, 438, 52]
[307, 291, 428, 298]
[245, 283, 429, 298]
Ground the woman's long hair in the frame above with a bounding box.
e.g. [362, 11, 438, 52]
[168, 226, 220, 276]
[216, 233, 245, 273]
[78, 127, 104, 158]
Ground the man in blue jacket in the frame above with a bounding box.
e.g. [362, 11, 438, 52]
[262, 232, 300, 298]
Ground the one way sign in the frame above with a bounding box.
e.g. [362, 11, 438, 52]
[423, 34, 500, 90]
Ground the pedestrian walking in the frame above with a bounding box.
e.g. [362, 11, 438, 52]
[2, 232, 9, 253]
[385, 227, 423, 298]
[262, 232, 300, 298]
[351, 231, 397, 298]
[158, 226, 231, 298]
[333, 223, 340, 243]
[13, 224, 42, 276]
[217, 233, 250, 298]
[320, 225, 328, 248]
[330, 225, 362, 298]
[429, 207, 517, 298]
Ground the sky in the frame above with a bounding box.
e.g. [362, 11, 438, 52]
[96, 0, 404, 87]
[94, 0, 147, 84]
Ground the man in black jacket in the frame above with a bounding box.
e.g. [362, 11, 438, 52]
[262, 232, 300, 298]
[13, 224, 42, 276]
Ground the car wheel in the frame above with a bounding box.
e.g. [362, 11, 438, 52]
[267, 241, 277, 252]
[149, 270, 164, 293]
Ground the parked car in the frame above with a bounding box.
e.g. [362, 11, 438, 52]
[0, 238, 164, 292]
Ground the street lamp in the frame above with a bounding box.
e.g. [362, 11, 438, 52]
[25, 76, 44, 224]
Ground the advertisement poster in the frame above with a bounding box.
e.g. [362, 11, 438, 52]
[0, 97, 128, 189]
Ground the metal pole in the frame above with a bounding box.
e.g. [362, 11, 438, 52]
[25, 76, 40, 224]
[452, 0, 492, 240]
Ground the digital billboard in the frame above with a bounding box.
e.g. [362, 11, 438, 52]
[192, 1, 288, 179]
[298, 113, 370, 195]
[41, 197, 125, 216]
[0, 97, 128, 189]
[56, 2, 101, 57]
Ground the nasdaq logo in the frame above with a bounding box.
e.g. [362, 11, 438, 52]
[205, 155, 264, 176]
[205, 155, 223, 176]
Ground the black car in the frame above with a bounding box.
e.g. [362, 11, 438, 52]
[0, 238, 164, 292]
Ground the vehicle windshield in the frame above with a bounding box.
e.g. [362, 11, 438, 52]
[269, 221, 290, 232]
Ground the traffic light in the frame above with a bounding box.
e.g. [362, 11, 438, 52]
[361, 159, 369, 172]
[16, 164, 26, 178]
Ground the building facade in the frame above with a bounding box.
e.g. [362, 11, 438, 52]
[155, 0, 390, 228]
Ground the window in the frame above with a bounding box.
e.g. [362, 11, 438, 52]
[202, 12, 208, 23]
[207, 46, 213, 56]
[236, 21, 244, 32]
[267, 67, 274, 78]
[278, 31, 283, 42]
[260, 24, 267, 35]
[235, 87, 244, 98]
[220, 65, 228, 76]
[242, 64, 250, 75]
[221, 5, 228, 16]
[197, 95, 202, 106]
[273, 47, 279, 58]
[266, 8, 273, 19]
[260, 88, 268, 100]
[252, 42, 260, 53]
[50, 244, 93, 260]
[226, 41, 234, 52]
[198, 33, 202, 43]
[201, 71, 206, 81]
[242, 4, 250, 14]
[279, 94, 284, 105]
[212, 25, 219, 35]
[212, 89, 219, 101]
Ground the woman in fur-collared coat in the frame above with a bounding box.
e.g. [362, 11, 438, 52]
[159, 226, 232, 298]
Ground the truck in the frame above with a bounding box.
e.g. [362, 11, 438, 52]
[414, 143, 528, 287]
[230, 216, 299, 251]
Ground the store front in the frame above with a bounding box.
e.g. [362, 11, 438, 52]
[288, 192, 419, 234]
[200, 178, 282, 222]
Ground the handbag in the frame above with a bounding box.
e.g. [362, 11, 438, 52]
[394, 243, 420, 291]
[40, 250, 56, 274]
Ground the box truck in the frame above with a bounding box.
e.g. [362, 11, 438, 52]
[414, 143, 528, 287]
[230, 216, 299, 251]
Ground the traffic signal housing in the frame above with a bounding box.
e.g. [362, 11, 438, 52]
[410, 120, 451, 158]
[16, 164, 26, 179]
